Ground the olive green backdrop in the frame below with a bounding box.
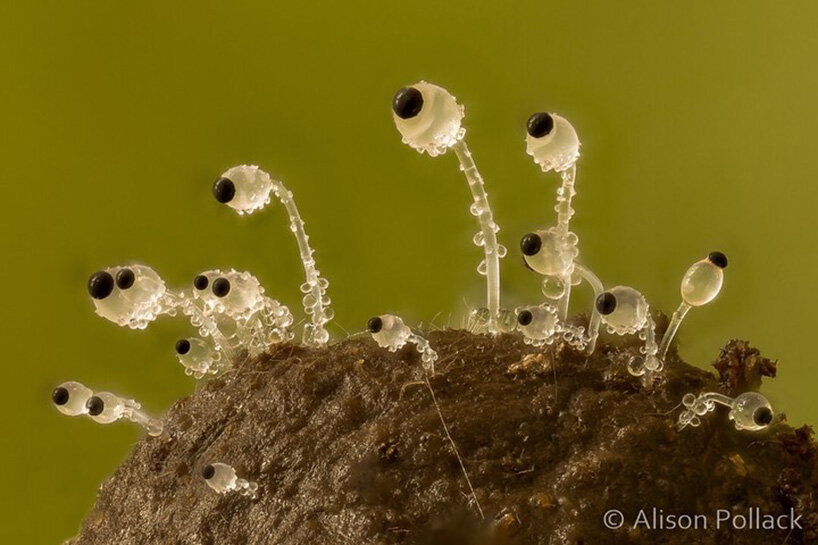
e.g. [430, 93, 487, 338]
[2, 1, 817, 542]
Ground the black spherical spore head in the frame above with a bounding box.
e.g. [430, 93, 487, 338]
[175, 339, 191, 355]
[526, 112, 554, 138]
[86, 396, 104, 416]
[708, 251, 728, 269]
[115, 268, 135, 290]
[212, 278, 231, 298]
[595, 292, 617, 315]
[88, 271, 114, 300]
[392, 87, 424, 119]
[52, 387, 69, 406]
[517, 310, 533, 326]
[520, 233, 542, 256]
[193, 275, 209, 291]
[367, 316, 383, 333]
[212, 177, 236, 204]
[754, 406, 773, 426]
[202, 464, 215, 480]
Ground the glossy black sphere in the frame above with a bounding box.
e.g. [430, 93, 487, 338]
[517, 310, 533, 326]
[52, 387, 69, 406]
[392, 87, 424, 119]
[175, 339, 191, 355]
[708, 251, 728, 269]
[116, 268, 135, 290]
[520, 233, 542, 256]
[88, 271, 114, 300]
[193, 275, 209, 291]
[213, 177, 236, 204]
[202, 464, 215, 479]
[526, 112, 554, 138]
[86, 396, 105, 416]
[367, 316, 383, 333]
[212, 278, 231, 298]
[595, 292, 617, 315]
[754, 406, 773, 426]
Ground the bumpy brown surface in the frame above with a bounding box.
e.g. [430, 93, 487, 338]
[69, 325, 818, 545]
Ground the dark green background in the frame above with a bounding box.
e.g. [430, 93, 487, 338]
[2, 2, 817, 542]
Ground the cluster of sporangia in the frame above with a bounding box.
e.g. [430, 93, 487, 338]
[52, 81, 774, 502]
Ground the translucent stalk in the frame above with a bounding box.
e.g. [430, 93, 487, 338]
[677, 392, 733, 430]
[554, 164, 577, 319]
[574, 262, 604, 353]
[408, 332, 438, 375]
[451, 139, 502, 333]
[266, 180, 332, 348]
[555, 164, 577, 237]
[657, 302, 692, 362]
[162, 291, 238, 362]
[556, 274, 572, 321]
[643, 314, 660, 370]
[123, 401, 163, 436]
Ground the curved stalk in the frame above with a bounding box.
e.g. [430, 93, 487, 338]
[573, 262, 604, 353]
[268, 180, 332, 347]
[451, 139, 502, 333]
[163, 291, 238, 363]
[408, 332, 438, 375]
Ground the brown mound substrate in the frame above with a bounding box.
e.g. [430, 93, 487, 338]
[69, 325, 818, 544]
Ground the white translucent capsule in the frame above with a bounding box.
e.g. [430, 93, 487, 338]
[367, 314, 411, 350]
[595, 286, 648, 335]
[657, 252, 728, 363]
[212, 164, 273, 215]
[392, 81, 464, 156]
[520, 229, 577, 276]
[731, 392, 774, 432]
[367, 314, 438, 374]
[86, 392, 163, 436]
[678, 391, 773, 432]
[85, 392, 126, 424]
[51, 381, 94, 416]
[175, 337, 219, 378]
[525, 113, 580, 172]
[192, 269, 266, 321]
[681, 252, 727, 307]
[88, 265, 167, 329]
[202, 462, 258, 499]
[516, 305, 558, 342]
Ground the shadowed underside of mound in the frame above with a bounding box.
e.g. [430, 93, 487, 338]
[69, 325, 818, 545]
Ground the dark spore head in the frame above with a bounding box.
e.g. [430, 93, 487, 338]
[88, 271, 114, 300]
[708, 251, 728, 269]
[115, 268, 135, 290]
[527, 112, 554, 138]
[175, 339, 191, 355]
[520, 233, 542, 256]
[754, 406, 773, 427]
[193, 275, 209, 291]
[213, 177, 236, 204]
[595, 292, 617, 315]
[392, 87, 424, 119]
[367, 316, 383, 333]
[52, 387, 69, 406]
[86, 396, 104, 416]
[212, 278, 231, 298]
[202, 464, 215, 479]
[517, 310, 533, 326]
